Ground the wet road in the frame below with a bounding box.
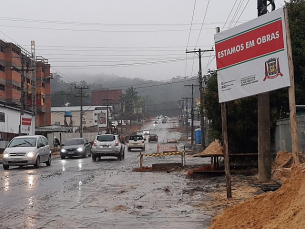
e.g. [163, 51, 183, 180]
[0, 118, 212, 229]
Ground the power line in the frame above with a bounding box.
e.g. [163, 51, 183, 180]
[195, 0, 211, 47]
[234, 0, 251, 26]
[222, 0, 239, 30]
[0, 16, 243, 27]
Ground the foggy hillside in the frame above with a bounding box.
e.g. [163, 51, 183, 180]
[51, 72, 199, 117]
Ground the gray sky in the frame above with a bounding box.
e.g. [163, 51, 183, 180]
[1, 0, 286, 83]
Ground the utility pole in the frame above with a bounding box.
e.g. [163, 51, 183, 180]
[31, 41, 37, 128]
[120, 101, 123, 134]
[186, 48, 214, 149]
[257, 0, 275, 182]
[102, 98, 113, 133]
[185, 84, 200, 145]
[75, 85, 89, 137]
[182, 97, 191, 141]
[19, 55, 25, 135]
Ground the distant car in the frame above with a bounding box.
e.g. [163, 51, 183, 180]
[2, 135, 51, 170]
[162, 119, 167, 123]
[91, 134, 125, 161]
[148, 134, 158, 142]
[60, 138, 92, 159]
[143, 130, 150, 135]
[137, 132, 146, 141]
[127, 134, 145, 151]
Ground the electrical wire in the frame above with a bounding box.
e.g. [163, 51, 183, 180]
[234, 0, 251, 27]
[194, 0, 211, 48]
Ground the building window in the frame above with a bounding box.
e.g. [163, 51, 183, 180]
[0, 46, 4, 53]
[55, 121, 60, 125]
[11, 66, 20, 73]
[0, 64, 4, 72]
[82, 120, 86, 124]
[43, 98, 45, 104]
[42, 82, 45, 88]
[0, 112, 5, 122]
[0, 84, 5, 91]
[12, 48, 20, 55]
[13, 85, 21, 91]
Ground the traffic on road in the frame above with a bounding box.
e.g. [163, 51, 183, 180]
[0, 117, 213, 229]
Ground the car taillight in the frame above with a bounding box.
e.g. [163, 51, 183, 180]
[115, 141, 119, 146]
[93, 141, 97, 146]
[142, 140, 144, 143]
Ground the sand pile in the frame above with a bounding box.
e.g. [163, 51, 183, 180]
[193, 140, 223, 157]
[209, 163, 305, 229]
[272, 151, 305, 183]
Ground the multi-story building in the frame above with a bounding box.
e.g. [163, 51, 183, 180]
[0, 39, 51, 145]
[91, 89, 122, 111]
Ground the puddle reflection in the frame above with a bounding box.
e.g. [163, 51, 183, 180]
[28, 196, 33, 206]
[27, 175, 34, 189]
[78, 162, 82, 171]
[61, 160, 66, 172]
[4, 179, 9, 191]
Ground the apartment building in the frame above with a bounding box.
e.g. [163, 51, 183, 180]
[0, 39, 51, 143]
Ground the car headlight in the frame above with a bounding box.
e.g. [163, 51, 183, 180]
[27, 152, 35, 157]
[77, 147, 83, 152]
[60, 149, 66, 153]
[3, 152, 9, 158]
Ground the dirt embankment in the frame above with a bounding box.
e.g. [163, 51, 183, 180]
[209, 151, 305, 229]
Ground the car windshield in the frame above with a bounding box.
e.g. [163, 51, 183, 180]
[129, 135, 143, 140]
[97, 135, 115, 142]
[64, 139, 84, 146]
[8, 138, 36, 147]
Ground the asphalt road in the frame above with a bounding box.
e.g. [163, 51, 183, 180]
[0, 118, 212, 229]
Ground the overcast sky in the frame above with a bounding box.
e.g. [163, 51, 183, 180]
[1, 0, 286, 83]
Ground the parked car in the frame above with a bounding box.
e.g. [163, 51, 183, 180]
[162, 118, 167, 123]
[2, 135, 51, 170]
[60, 138, 91, 159]
[148, 134, 158, 142]
[91, 134, 125, 161]
[127, 134, 145, 151]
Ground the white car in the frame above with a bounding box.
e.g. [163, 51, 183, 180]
[2, 135, 51, 170]
[91, 134, 125, 161]
[127, 134, 145, 151]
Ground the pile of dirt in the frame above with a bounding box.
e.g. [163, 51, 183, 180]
[209, 163, 305, 229]
[272, 151, 305, 183]
[193, 140, 223, 157]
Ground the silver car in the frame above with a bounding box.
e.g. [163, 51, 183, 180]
[2, 135, 51, 170]
[91, 134, 125, 161]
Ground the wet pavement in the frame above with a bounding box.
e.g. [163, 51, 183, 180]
[0, 118, 213, 229]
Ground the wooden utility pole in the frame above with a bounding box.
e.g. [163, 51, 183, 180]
[285, 7, 300, 164]
[216, 26, 232, 198]
[19, 55, 25, 135]
[186, 48, 213, 149]
[75, 85, 89, 137]
[185, 84, 200, 145]
[182, 97, 191, 140]
[102, 98, 113, 133]
[257, 0, 275, 182]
